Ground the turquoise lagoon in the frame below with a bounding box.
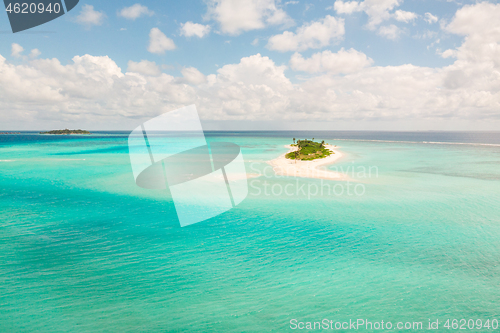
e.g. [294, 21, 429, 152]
[1, 131, 500, 332]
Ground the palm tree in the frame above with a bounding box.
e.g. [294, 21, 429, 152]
[293, 137, 295, 145]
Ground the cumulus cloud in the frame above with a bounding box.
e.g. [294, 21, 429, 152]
[378, 24, 400, 40]
[29, 49, 41, 59]
[445, 2, 500, 39]
[216, 53, 290, 88]
[290, 48, 373, 74]
[2, 3, 500, 129]
[333, 0, 363, 14]
[362, 0, 402, 28]
[440, 49, 457, 59]
[127, 60, 161, 76]
[443, 2, 500, 69]
[394, 10, 417, 23]
[180, 22, 211, 38]
[10, 44, 41, 60]
[205, 0, 294, 35]
[333, 0, 413, 40]
[75, 4, 105, 28]
[178, 67, 207, 85]
[11, 43, 24, 58]
[266, 15, 345, 52]
[0, 53, 292, 126]
[207, 54, 293, 117]
[118, 4, 154, 20]
[333, 0, 402, 29]
[424, 12, 438, 24]
[0, 47, 498, 129]
[148, 28, 176, 54]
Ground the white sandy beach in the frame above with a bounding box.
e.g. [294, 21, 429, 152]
[267, 144, 349, 181]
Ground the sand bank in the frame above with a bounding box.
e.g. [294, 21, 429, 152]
[267, 144, 349, 180]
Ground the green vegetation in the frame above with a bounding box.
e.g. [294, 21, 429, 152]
[40, 129, 91, 135]
[285, 139, 333, 161]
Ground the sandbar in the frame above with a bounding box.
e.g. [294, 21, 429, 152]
[267, 144, 349, 180]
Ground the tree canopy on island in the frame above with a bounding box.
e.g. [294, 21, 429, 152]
[40, 129, 91, 135]
[286, 139, 333, 161]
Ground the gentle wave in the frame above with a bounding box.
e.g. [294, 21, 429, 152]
[0, 159, 86, 162]
[55, 159, 87, 161]
[332, 138, 500, 147]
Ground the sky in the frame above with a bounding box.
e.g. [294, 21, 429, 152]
[0, 0, 499, 130]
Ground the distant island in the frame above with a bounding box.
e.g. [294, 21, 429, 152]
[40, 129, 91, 135]
[285, 138, 334, 161]
[0, 132, 21, 135]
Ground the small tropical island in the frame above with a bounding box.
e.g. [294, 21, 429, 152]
[285, 138, 334, 161]
[40, 129, 91, 135]
[268, 138, 347, 180]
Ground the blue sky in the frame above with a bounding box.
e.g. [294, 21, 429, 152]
[1, 0, 499, 130]
[1, 0, 465, 74]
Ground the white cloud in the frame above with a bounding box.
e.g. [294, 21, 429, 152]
[10, 44, 41, 60]
[127, 60, 161, 76]
[266, 7, 294, 26]
[445, 2, 500, 39]
[29, 49, 41, 59]
[148, 28, 176, 54]
[0, 48, 499, 129]
[180, 22, 211, 38]
[75, 4, 105, 28]
[443, 2, 500, 69]
[0, 53, 292, 126]
[118, 4, 154, 20]
[290, 48, 373, 74]
[267, 15, 345, 52]
[424, 12, 438, 24]
[333, 1, 363, 14]
[205, 0, 294, 35]
[378, 24, 400, 40]
[251, 38, 259, 46]
[216, 53, 290, 88]
[440, 49, 457, 59]
[363, 0, 402, 29]
[178, 67, 207, 85]
[334, 0, 402, 29]
[208, 54, 293, 117]
[11, 43, 24, 58]
[2, 3, 500, 129]
[394, 10, 417, 23]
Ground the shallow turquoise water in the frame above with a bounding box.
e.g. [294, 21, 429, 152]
[1, 132, 500, 332]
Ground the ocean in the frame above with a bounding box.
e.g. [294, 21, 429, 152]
[1, 131, 500, 332]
